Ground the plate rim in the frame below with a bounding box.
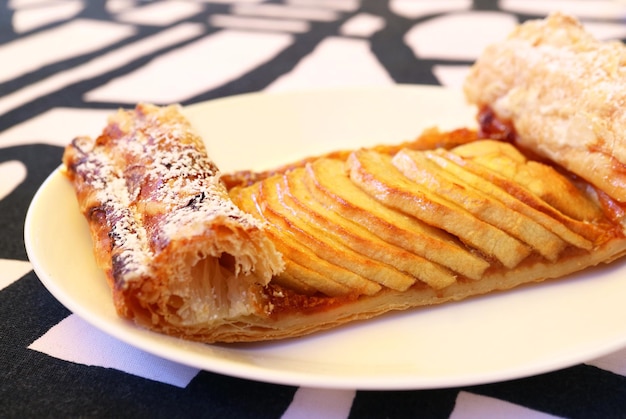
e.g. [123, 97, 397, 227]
[24, 85, 626, 390]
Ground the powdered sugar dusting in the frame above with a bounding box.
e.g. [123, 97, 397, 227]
[70, 137, 153, 285]
[66, 103, 266, 288]
[464, 12, 626, 202]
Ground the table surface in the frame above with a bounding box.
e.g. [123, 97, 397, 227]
[3, 1, 626, 418]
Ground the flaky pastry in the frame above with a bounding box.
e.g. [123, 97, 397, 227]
[62, 104, 284, 340]
[63, 15, 626, 343]
[464, 12, 626, 203]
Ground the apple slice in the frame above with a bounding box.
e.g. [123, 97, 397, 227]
[230, 183, 358, 297]
[392, 148, 566, 261]
[347, 149, 531, 268]
[284, 167, 455, 290]
[305, 157, 490, 280]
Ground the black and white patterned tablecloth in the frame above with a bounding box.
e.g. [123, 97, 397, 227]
[3, 1, 626, 417]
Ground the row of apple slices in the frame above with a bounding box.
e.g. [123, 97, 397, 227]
[229, 140, 604, 297]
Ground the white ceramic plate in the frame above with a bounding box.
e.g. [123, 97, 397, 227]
[25, 85, 626, 390]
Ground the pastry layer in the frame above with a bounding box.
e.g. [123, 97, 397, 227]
[464, 12, 626, 202]
[62, 104, 283, 338]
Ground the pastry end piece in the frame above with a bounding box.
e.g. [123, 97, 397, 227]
[464, 12, 626, 203]
[62, 103, 284, 341]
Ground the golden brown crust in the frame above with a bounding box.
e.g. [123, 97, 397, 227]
[209, 238, 626, 343]
[62, 103, 284, 340]
[464, 12, 626, 203]
[63, 103, 626, 343]
[61, 14, 626, 343]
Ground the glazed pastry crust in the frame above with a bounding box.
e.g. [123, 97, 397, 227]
[62, 103, 626, 343]
[62, 104, 284, 340]
[464, 12, 626, 202]
[61, 14, 626, 343]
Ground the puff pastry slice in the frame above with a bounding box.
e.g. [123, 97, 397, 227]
[62, 104, 284, 341]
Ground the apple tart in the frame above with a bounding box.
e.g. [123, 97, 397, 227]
[63, 14, 626, 343]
